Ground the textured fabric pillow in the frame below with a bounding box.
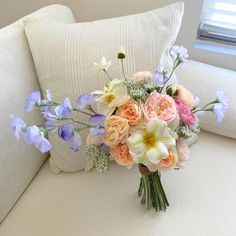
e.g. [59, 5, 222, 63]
[24, 2, 184, 173]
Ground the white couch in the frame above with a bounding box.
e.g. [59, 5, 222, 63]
[0, 5, 236, 236]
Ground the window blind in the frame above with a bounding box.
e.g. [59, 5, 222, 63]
[198, 0, 236, 45]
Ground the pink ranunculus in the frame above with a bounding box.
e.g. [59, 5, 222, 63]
[132, 71, 153, 84]
[176, 139, 190, 169]
[175, 99, 195, 125]
[143, 92, 178, 124]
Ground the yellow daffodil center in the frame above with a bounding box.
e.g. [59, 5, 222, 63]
[105, 94, 116, 104]
[143, 132, 156, 148]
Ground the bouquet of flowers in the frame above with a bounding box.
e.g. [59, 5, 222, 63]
[10, 46, 228, 212]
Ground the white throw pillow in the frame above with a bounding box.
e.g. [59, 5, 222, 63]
[24, 2, 184, 173]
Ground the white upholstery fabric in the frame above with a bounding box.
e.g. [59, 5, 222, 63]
[176, 60, 236, 139]
[23, 2, 184, 173]
[0, 131, 235, 236]
[0, 5, 75, 223]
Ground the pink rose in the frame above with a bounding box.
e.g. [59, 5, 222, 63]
[176, 139, 190, 169]
[110, 142, 134, 167]
[175, 100, 195, 125]
[132, 71, 153, 84]
[116, 100, 142, 125]
[143, 92, 178, 124]
[175, 85, 196, 108]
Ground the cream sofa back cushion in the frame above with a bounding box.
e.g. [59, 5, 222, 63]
[176, 61, 236, 139]
[24, 2, 184, 173]
[0, 5, 75, 223]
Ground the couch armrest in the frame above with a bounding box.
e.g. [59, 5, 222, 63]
[175, 60, 236, 139]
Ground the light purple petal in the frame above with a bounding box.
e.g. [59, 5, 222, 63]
[68, 132, 81, 151]
[216, 90, 228, 108]
[10, 115, 26, 139]
[24, 126, 42, 145]
[194, 96, 200, 106]
[196, 110, 205, 116]
[76, 94, 97, 109]
[89, 114, 105, 127]
[55, 98, 72, 117]
[214, 103, 226, 122]
[90, 127, 105, 136]
[58, 124, 74, 141]
[170, 45, 189, 62]
[35, 136, 52, 153]
[25, 91, 41, 112]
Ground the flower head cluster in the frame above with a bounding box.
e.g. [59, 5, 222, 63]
[9, 45, 228, 175]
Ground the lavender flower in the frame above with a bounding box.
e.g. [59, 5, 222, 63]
[216, 90, 228, 109]
[24, 126, 51, 153]
[10, 115, 26, 139]
[76, 94, 97, 110]
[58, 124, 81, 151]
[154, 65, 168, 86]
[24, 126, 42, 145]
[25, 91, 41, 112]
[43, 111, 58, 126]
[213, 103, 227, 122]
[34, 136, 52, 153]
[89, 114, 105, 135]
[213, 91, 228, 122]
[170, 46, 189, 62]
[55, 98, 72, 117]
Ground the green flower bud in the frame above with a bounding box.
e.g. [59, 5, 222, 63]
[117, 47, 126, 59]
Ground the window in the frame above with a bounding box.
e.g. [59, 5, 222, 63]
[198, 0, 236, 45]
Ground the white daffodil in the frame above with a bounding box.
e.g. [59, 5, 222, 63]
[127, 118, 176, 172]
[94, 56, 111, 71]
[95, 79, 130, 115]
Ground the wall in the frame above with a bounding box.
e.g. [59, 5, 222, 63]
[0, 0, 235, 71]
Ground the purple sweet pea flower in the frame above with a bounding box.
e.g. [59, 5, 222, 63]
[24, 126, 42, 145]
[216, 90, 228, 109]
[58, 124, 74, 141]
[68, 131, 81, 151]
[154, 66, 168, 86]
[89, 114, 105, 136]
[44, 111, 58, 126]
[35, 136, 52, 153]
[58, 124, 81, 151]
[213, 103, 227, 123]
[24, 125, 51, 153]
[10, 115, 26, 139]
[170, 46, 189, 62]
[76, 94, 97, 109]
[25, 91, 41, 112]
[55, 98, 72, 117]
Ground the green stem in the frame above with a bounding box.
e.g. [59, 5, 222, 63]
[103, 70, 112, 81]
[121, 59, 127, 80]
[73, 108, 93, 116]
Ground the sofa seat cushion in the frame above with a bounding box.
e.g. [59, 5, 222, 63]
[0, 131, 236, 236]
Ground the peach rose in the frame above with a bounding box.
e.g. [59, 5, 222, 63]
[116, 100, 142, 125]
[143, 92, 178, 125]
[157, 149, 178, 170]
[175, 139, 190, 169]
[132, 71, 153, 84]
[104, 115, 129, 147]
[110, 142, 134, 167]
[86, 134, 104, 146]
[175, 85, 196, 108]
